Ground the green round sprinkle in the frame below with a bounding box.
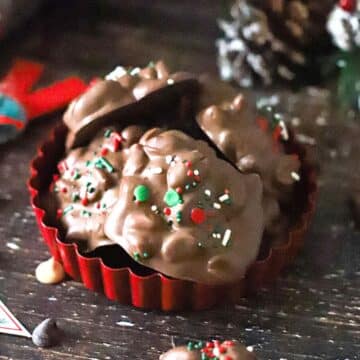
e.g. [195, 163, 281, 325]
[164, 189, 181, 207]
[72, 193, 80, 202]
[185, 184, 191, 190]
[134, 185, 150, 202]
[187, 342, 194, 351]
[133, 252, 140, 261]
[142, 252, 149, 259]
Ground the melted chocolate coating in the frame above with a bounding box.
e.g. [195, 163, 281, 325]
[160, 341, 256, 360]
[64, 61, 199, 149]
[197, 91, 300, 240]
[104, 128, 263, 284]
[54, 126, 145, 250]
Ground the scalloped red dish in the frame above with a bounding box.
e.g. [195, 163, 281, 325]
[28, 123, 317, 311]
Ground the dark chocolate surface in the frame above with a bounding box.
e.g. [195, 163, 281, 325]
[0, 1, 359, 359]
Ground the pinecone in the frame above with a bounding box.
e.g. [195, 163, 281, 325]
[217, 0, 335, 87]
[327, 0, 360, 51]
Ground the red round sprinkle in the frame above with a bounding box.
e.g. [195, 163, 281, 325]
[191, 208, 206, 224]
[339, 0, 356, 12]
[176, 187, 183, 194]
[194, 175, 201, 182]
[206, 342, 214, 348]
[213, 340, 221, 347]
[219, 345, 227, 354]
[185, 161, 192, 168]
[61, 187, 68, 194]
[53, 174, 59, 181]
[164, 207, 171, 216]
[56, 209, 63, 219]
[96, 202, 101, 209]
[224, 356, 233, 360]
[81, 197, 89, 206]
[101, 147, 109, 156]
[187, 169, 193, 177]
[224, 189, 230, 194]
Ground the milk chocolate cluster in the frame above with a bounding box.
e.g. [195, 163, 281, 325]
[53, 61, 302, 284]
[160, 340, 256, 360]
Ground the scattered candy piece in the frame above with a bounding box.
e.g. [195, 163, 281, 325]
[32, 318, 61, 348]
[35, 257, 65, 285]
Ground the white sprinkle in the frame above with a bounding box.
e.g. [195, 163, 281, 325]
[204, 189, 212, 197]
[105, 66, 127, 80]
[130, 67, 140, 76]
[148, 167, 163, 175]
[279, 120, 289, 141]
[6, 242, 20, 250]
[165, 155, 173, 164]
[193, 169, 200, 176]
[222, 229, 232, 247]
[212, 233, 217, 238]
[219, 194, 230, 203]
[48, 297, 57, 301]
[246, 346, 254, 352]
[167, 78, 175, 85]
[291, 117, 301, 127]
[213, 202, 221, 209]
[116, 321, 135, 327]
[216, 233, 221, 239]
[151, 205, 158, 212]
[291, 172, 301, 182]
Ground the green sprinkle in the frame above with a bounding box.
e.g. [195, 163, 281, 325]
[102, 203, 107, 209]
[147, 61, 155, 68]
[81, 210, 92, 217]
[73, 171, 81, 180]
[194, 341, 203, 349]
[201, 353, 208, 360]
[104, 129, 112, 138]
[133, 185, 150, 202]
[133, 252, 140, 261]
[192, 181, 197, 188]
[88, 187, 95, 194]
[185, 184, 191, 190]
[142, 252, 149, 259]
[85, 160, 91, 167]
[187, 342, 194, 351]
[164, 189, 181, 207]
[72, 193, 80, 202]
[63, 205, 74, 216]
[94, 157, 114, 173]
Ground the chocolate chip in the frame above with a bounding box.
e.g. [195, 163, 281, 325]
[32, 318, 61, 348]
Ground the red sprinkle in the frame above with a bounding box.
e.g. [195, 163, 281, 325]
[61, 187, 68, 194]
[219, 345, 227, 354]
[101, 147, 109, 156]
[112, 133, 123, 152]
[163, 207, 171, 216]
[187, 169, 193, 177]
[53, 174, 59, 181]
[176, 187, 183, 194]
[206, 342, 214, 348]
[56, 209, 63, 219]
[81, 197, 89, 206]
[224, 356, 233, 360]
[191, 208, 206, 224]
[339, 0, 356, 12]
[96, 202, 101, 209]
[194, 175, 201, 183]
[185, 161, 192, 168]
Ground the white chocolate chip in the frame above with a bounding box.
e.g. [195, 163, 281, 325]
[35, 258, 65, 285]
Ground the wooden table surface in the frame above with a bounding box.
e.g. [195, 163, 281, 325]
[0, 2, 359, 359]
